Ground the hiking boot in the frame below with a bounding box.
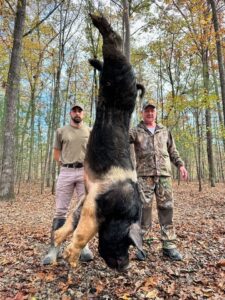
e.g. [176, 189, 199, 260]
[135, 249, 146, 261]
[163, 248, 183, 261]
[42, 218, 65, 265]
[42, 246, 60, 265]
[79, 244, 94, 262]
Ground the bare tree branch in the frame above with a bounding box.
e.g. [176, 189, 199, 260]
[111, 0, 123, 9]
[5, 0, 16, 14]
[23, 0, 65, 37]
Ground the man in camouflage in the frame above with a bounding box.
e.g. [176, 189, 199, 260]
[130, 100, 188, 261]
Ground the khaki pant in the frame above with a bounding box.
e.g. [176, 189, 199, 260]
[138, 176, 177, 249]
[54, 167, 86, 219]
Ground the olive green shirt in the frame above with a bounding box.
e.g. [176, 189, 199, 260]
[54, 124, 90, 164]
[130, 121, 184, 177]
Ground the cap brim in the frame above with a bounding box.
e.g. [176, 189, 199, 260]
[71, 105, 83, 110]
[143, 104, 156, 110]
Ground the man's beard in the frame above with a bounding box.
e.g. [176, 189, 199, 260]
[72, 116, 82, 124]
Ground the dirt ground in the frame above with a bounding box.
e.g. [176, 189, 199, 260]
[0, 181, 225, 300]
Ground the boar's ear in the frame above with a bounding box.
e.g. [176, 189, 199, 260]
[136, 83, 145, 98]
[129, 223, 143, 252]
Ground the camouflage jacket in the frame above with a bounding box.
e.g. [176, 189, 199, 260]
[130, 121, 184, 177]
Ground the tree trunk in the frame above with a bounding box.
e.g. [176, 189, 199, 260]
[217, 139, 225, 182]
[202, 49, 216, 187]
[41, 98, 53, 191]
[16, 102, 31, 193]
[51, 67, 62, 193]
[208, 0, 225, 126]
[159, 47, 164, 120]
[0, 0, 26, 200]
[122, 0, 130, 62]
[195, 109, 202, 191]
[90, 68, 98, 126]
[27, 88, 36, 182]
[210, 55, 225, 150]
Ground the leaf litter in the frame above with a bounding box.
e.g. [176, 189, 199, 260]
[0, 182, 224, 299]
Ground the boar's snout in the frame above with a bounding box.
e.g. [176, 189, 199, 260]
[104, 255, 129, 272]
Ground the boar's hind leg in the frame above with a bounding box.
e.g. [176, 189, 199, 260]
[54, 214, 74, 247]
[63, 191, 98, 268]
[89, 14, 113, 37]
[54, 196, 86, 247]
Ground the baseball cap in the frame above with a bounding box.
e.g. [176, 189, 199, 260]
[71, 102, 84, 111]
[142, 100, 156, 111]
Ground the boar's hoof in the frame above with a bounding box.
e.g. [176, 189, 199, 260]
[63, 244, 79, 268]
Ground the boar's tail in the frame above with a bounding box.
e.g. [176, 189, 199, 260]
[136, 84, 145, 98]
[89, 59, 103, 71]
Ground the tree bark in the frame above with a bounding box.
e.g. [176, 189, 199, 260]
[208, 0, 225, 126]
[216, 139, 225, 182]
[202, 49, 216, 187]
[27, 87, 36, 182]
[195, 109, 202, 191]
[122, 0, 130, 61]
[210, 55, 225, 150]
[16, 102, 31, 193]
[0, 0, 26, 200]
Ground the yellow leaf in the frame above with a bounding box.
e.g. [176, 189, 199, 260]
[202, 288, 214, 298]
[145, 289, 158, 299]
[120, 293, 132, 300]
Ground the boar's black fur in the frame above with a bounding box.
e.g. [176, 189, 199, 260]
[54, 14, 145, 272]
[85, 14, 145, 271]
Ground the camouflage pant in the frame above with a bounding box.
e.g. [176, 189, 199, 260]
[138, 176, 176, 249]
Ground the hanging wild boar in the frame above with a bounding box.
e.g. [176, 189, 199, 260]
[54, 14, 145, 271]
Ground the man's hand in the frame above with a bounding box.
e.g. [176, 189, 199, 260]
[179, 166, 188, 180]
[53, 148, 61, 163]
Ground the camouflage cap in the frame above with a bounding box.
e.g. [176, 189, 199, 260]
[71, 102, 84, 111]
[142, 100, 156, 111]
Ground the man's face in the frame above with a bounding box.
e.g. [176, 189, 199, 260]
[142, 106, 156, 125]
[70, 107, 84, 124]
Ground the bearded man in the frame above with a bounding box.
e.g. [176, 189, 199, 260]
[42, 103, 93, 265]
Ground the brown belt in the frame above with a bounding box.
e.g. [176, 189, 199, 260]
[62, 162, 83, 168]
